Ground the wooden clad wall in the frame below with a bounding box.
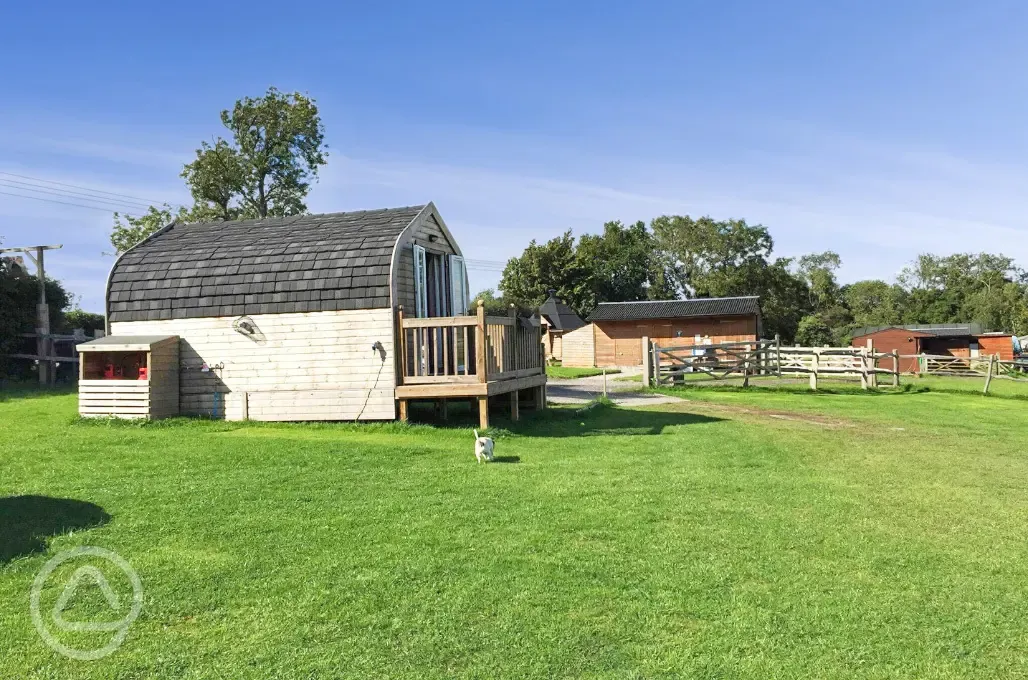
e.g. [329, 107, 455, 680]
[394, 213, 459, 314]
[979, 335, 1014, 360]
[593, 316, 758, 366]
[112, 309, 396, 421]
[851, 329, 923, 373]
[561, 324, 596, 367]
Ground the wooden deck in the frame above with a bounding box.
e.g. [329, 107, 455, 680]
[395, 302, 547, 427]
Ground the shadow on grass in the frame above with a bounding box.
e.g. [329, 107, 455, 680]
[406, 398, 721, 437]
[655, 382, 928, 398]
[490, 455, 521, 464]
[0, 382, 76, 403]
[0, 495, 111, 564]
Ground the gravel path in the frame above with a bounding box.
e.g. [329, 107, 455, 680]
[547, 370, 684, 407]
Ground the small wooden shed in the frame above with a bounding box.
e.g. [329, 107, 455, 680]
[76, 335, 179, 419]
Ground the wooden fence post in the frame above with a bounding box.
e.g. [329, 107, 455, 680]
[775, 334, 782, 379]
[859, 347, 869, 390]
[866, 339, 877, 388]
[476, 300, 488, 384]
[984, 354, 995, 395]
[810, 350, 819, 390]
[743, 344, 750, 387]
[641, 336, 651, 386]
[652, 342, 661, 387]
[892, 351, 900, 387]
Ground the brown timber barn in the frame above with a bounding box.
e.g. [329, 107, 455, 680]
[562, 296, 762, 367]
[850, 323, 1014, 373]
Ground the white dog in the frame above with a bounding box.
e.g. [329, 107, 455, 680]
[473, 429, 495, 464]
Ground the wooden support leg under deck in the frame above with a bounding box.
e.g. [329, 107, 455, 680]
[399, 399, 409, 422]
[477, 397, 489, 429]
[536, 385, 546, 410]
[510, 390, 520, 421]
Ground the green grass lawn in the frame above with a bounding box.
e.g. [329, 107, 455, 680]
[2, 387, 1028, 678]
[545, 366, 621, 379]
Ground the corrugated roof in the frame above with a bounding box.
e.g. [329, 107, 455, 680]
[851, 323, 985, 338]
[107, 205, 426, 323]
[538, 293, 585, 332]
[586, 296, 760, 322]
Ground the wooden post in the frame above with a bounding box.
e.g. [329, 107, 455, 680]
[742, 344, 750, 387]
[478, 396, 489, 429]
[476, 300, 488, 383]
[866, 339, 877, 388]
[537, 385, 546, 410]
[438, 398, 448, 421]
[510, 391, 520, 421]
[396, 306, 406, 385]
[859, 347, 869, 390]
[984, 354, 995, 395]
[775, 334, 782, 379]
[652, 342, 661, 387]
[892, 351, 900, 387]
[241, 392, 249, 420]
[399, 399, 409, 422]
[810, 350, 819, 390]
[641, 336, 651, 386]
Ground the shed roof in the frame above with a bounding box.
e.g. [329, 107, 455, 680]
[538, 293, 585, 332]
[851, 323, 985, 339]
[107, 205, 430, 323]
[587, 296, 760, 322]
[77, 335, 178, 351]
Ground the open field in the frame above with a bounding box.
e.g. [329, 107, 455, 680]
[545, 365, 621, 379]
[2, 388, 1028, 678]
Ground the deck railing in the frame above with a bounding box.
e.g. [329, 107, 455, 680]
[398, 302, 544, 385]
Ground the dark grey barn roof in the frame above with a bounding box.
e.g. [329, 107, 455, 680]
[538, 293, 585, 332]
[107, 206, 426, 323]
[851, 323, 985, 338]
[587, 296, 760, 322]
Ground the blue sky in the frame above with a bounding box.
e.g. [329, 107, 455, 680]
[2, 1, 1027, 312]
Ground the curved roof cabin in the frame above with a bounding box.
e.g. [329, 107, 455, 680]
[104, 203, 545, 424]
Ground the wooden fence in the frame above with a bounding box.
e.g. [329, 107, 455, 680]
[645, 336, 900, 390]
[397, 303, 544, 385]
[907, 353, 1028, 393]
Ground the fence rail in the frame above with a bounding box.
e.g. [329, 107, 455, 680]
[398, 303, 543, 385]
[645, 336, 900, 390]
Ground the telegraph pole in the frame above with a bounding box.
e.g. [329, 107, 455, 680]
[0, 244, 63, 385]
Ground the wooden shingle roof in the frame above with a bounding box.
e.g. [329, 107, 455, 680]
[107, 205, 426, 323]
[587, 296, 760, 322]
[538, 293, 585, 331]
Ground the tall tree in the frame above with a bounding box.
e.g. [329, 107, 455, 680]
[842, 280, 906, 327]
[183, 88, 327, 220]
[499, 231, 591, 313]
[111, 87, 328, 253]
[651, 215, 774, 298]
[574, 220, 672, 309]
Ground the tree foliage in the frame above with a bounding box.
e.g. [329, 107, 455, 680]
[498, 215, 1028, 344]
[111, 87, 328, 253]
[110, 204, 189, 255]
[0, 250, 72, 376]
[183, 88, 327, 220]
[470, 289, 509, 316]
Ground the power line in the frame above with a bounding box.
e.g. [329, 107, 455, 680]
[0, 189, 137, 215]
[0, 177, 156, 210]
[0, 180, 153, 212]
[0, 171, 169, 206]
